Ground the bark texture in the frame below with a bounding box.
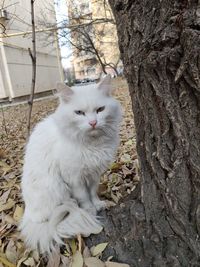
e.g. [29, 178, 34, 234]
[86, 1, 200, 266]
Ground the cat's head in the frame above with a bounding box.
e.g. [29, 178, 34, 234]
[55, 76, 122, 140]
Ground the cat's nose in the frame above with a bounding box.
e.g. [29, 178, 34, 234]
[89, 120, 97, 128]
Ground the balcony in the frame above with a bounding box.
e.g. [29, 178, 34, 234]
[74, 54, 96, 63]
[0, 9, 10, 33]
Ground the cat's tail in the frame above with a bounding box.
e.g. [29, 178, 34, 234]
[19, 200, 102, 253]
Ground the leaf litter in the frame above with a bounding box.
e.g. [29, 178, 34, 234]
[0, 78, 138, 266]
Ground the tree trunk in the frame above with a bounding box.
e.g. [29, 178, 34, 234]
[86, 1, 200, 266]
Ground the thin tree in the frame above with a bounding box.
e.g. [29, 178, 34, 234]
[27, 0, 36, 137]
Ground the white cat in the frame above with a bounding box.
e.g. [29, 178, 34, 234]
[20, 76, 122, 253]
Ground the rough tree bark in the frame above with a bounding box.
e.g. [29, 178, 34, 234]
[86, 1, 200, 266]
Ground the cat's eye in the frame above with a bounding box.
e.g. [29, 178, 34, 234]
[96, 106, 105, 113]
[75, 110, 85, 115]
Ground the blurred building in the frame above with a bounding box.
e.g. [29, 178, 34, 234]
[67, 0, 122, 81]
[0, 0, 61, 101]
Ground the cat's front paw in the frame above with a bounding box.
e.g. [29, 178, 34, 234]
[93, 199, 107, 212]
[82, 203, 97, 216]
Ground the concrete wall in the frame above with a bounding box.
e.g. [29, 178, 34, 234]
[0, 0, 61, 100]
[3, 44, 59, 98]
[0, 44, 12, 99]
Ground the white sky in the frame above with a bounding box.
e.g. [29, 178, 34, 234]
[55, 0, 72, 69]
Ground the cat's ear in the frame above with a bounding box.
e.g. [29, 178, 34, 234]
[56, 82, 73, 102]
[98, 75, 113, 96]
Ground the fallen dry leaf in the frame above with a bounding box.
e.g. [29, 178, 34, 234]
[82, 246, 91, 258]
[69, 239, 78, 255]
[92, 243, 108, 257]
[13, 205, 24, 223]
[60, 255, 71, 266]
[71, 251, 83, 267]
[23, 257, 35, 266]
[0, 148, 6, 159]
[105, 262, 130, 267]
[0, 199, 15, 212]
[0, 160, 11, 175]
[120, 154, 131, 164]
[5, 240, 18, 264]
[0, 189, 11, 204]
[85, 257, 105, 267]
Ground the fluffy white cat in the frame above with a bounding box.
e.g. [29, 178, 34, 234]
[20, 76, 122, 253]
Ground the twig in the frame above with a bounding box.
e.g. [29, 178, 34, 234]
[77, 234, 82, 252]
[0, 22, 6, 34]
[27, 0, 36, 137]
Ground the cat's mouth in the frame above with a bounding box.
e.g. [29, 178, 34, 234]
[89, 127, 98, 132]
[88, 127, 101, 136]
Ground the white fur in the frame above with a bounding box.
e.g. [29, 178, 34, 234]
[20, 77, 122, 253]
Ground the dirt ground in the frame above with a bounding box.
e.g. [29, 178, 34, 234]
[0, 78, 138, 267]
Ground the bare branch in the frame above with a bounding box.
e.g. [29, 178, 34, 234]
[0, 22, 6, 34]
[34, 0, 120, 79]
[0, 2, 19, 10]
